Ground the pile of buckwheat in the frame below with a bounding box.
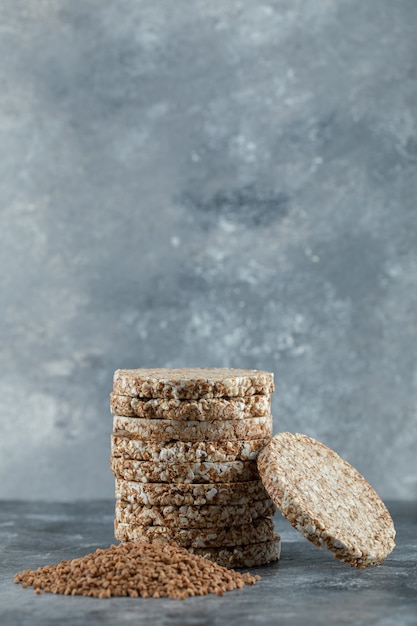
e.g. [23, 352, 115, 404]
[14, 541, 260, 599]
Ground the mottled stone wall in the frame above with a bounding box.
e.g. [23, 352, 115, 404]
[1, 0, 416, 500]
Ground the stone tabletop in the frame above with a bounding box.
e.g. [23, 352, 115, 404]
[0, 500, 416, 626]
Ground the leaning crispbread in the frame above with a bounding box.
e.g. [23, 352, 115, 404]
[111, 457, 260, 483]
[113, 415, 272, 442]
[110, 392, 271, 420]
[113, 368, 274, 399]
[115, 499, 276, 528]
[111, 434, 269, 462]
[115, 479, 269, 506]
[188, 536, 281, 568]
[114, 516, 275, 547]
[257, 432, 396, 567]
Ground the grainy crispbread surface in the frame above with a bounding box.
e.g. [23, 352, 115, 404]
[115, 499, 276, 528]
[110, 458, 260, 483]
[257, 432, 396, 567]
[114, 517, 276, 547]
[113, 368, 274, 399]
[189, 536, 281, 568]
[110, 393, 271, 420]
[113, 415, 272, 442]
[111, 435, 269, 462]
[115, 479, 269, 506]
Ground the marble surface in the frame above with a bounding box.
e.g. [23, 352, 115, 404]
[1, 0, 417, 503]
[0, 500, 416, 626]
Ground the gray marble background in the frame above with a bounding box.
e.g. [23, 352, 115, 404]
[0, 0, 416, 501]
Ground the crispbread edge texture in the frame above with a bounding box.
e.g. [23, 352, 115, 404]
[112, 414, 272, 442]
[110, 392, 271, 420]
[257, 432, 396, 567]
[114, 516, 275, 547]
[111, 435, 269, 462]
[115, 479, 269, 506]
[110, 457, 260, 483]
[189, 535, 281, 568]
[115, 498, 276, 528]
[113, 368, 274, 399]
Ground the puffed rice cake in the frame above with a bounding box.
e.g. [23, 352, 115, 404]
[113, 367, 274, 399]
[113, 415, 272, 442]
[189, 535, 281, 568]
[115, 479, 270, 506]
[114, 516, 276, 548]
[115, 499, 276, 528]
[110, 393, 271, 420]
[111, 435, 269, 462]
[111, 457, 260, 483]
[257, 432, 396, 567]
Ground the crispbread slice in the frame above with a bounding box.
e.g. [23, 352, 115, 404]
[113, 368, 274, 399]
[115, 499, 276, 528]
[111, 457, 260, 483]
[189, 535, 281, 568]
[113, 415, 272, 442]
[115, 479, 269, 506]
[257, 432, 396, 567]
[110, 393, 271, 420]
[111, 435, 269, 462]
[114, 516, 275, 547]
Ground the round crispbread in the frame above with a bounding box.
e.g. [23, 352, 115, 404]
[188, 535, 281, 568]
[110, 457, 260, 484]
[114, 516, 275, 548]
[257, 432, 396, 567]
[115, 479, 269, 506]
[113, 368, 274, 399]
[115, 499, 276, 528]
[113, 415, 272, 442]
[110, 392, 271, 420]
[111, 434, 269, 462]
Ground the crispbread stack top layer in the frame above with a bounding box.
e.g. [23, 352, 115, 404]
[257, 432, 396, 568]
[113, 368, 274, 399]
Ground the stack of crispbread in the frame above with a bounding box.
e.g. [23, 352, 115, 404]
[110, 368, 281, 568]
